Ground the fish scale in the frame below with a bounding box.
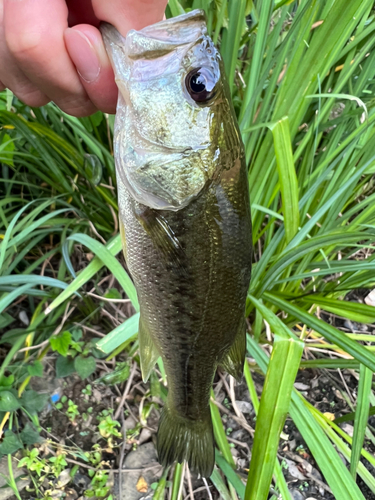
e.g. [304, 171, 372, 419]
[102, 9, 252, 477]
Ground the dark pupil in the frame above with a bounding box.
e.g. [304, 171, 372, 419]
[191, 73, 206, 93]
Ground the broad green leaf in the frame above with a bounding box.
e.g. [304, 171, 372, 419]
[0, 199, 36, 271]
[0, 431, 22, 456]
[20, 423, 42, 446]
[74, 356, 96, 380]
[301, 359, 359, 370]
[55, 356, 76, 378]
[20, 390, 49, 414]
[0, 391, 20, 412]
[0, 275, 69, 289]
[0, 374, 14, 387]
[50, 331, 72, 357]
[335, 407, 375, 425]
[27, 360, 44, 378]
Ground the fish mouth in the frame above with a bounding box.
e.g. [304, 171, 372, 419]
[100, 9, 207, 56]
[100, 22, 126, 49]
[100, 9, 206, 39]
[136, 9, 206, 40]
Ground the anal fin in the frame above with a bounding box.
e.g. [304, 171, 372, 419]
[219, 319, 246, 382]
[139, 317, 159, 383]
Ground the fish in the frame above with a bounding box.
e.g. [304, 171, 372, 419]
[101, 9, 252, 477]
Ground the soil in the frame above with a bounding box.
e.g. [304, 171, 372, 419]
[13, 360, 374, 500]
[5, 289, 375, 500]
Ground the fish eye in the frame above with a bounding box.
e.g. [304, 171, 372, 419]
[185, 68, 217, 103]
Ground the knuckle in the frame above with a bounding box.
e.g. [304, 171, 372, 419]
[6, 30, 42, 59]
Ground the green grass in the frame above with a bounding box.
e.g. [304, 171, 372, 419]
[1, 0, 375, 498]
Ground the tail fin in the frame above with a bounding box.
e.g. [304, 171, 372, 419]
[157, 401, 215, 477]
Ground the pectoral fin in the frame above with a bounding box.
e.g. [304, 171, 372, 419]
[219, 320, 246, 382]
[139, 317, 159, 383]
[135, 207, 187, 275]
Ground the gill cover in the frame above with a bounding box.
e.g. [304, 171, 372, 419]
[101, 10, 222, 212]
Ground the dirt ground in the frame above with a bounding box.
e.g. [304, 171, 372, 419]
[11, 358, 374, 500]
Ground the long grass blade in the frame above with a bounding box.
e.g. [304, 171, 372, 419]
[350, 364, 373, 479]
[268, 118, 299, 243]
[264, 292, 375, 372]
[95, 313, 140, 354]
[220, 0, 247, 92]
[245, 335, 303, 500]
[247, 336, 366, 500]
[45, 234, 122, 314]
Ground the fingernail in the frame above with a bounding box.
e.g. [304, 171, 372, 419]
[65, 28, 101, 83]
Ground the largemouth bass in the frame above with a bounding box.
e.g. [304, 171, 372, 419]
[101, 10, 252, 477]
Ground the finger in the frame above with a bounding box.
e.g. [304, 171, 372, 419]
[66, 0, 99, 27]
[0, 0, 49, 106]
[0, 44, 49, 107]
[3, 0, 96, 117]
[92, 0, 168, 35]
[64, 25, 117, 114]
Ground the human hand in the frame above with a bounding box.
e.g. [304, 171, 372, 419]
[0, 0, 168, 116]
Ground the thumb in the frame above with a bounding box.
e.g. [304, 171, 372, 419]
[64, 24, 118, 113]
[92, 0, 168, 36]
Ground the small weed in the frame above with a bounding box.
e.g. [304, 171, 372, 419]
[85, 470, 112, 498]
[85, 443, 103, 467]
[82, 384, 92, 400]
[98, 416, 122, 450]
[48, 454, 68, 478]
[66, 400, 80, 423]
[18, 449, 47, 478]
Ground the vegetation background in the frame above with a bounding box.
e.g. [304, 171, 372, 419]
[1, 0, 375, 499]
